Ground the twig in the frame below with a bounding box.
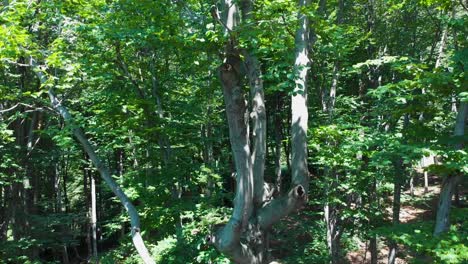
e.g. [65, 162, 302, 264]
[0, 103, 54, 114]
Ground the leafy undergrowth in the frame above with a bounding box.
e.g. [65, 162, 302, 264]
[100, 204, 331, 263]
[271, 208, 330, 264]
[346, 183, 467, 264]
[101, 205, 232, 264]
[379, 207, 468, 264]
[374, 182, 467, 264]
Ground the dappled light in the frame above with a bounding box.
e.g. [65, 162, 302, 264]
[0, 0, 466, 263]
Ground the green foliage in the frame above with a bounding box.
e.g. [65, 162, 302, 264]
[378, 208, 468, 264]
[0, 0, 467, 263]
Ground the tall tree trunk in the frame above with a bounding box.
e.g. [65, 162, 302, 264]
[12, 118, 25, 242]
[325, 203, 342, 264]
[388, 169, 402, 264]
[25, 111, 39, 259]
[291, 0, 311, 195]
[83, 155, 92, 258]
[209, 1, 310, 263]
[388, 114, 409, 264]
[210, 2, 255, 262]
[202, 116, 215, 196]
[0, 187, 8, 241]
[241, 0, 266, 214]
[91, 174, 98, 262]
[434, 102, 467, 236]
[274, 94, 283, 193]
[118, 149, 126, 239]
[62, 153, 70, 213]
[370, 235, 378, 264]
[424, 171, 429, 193]
[435, 22, 448, 69]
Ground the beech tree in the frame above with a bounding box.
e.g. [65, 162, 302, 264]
[0, 0, 466, 263]
[207, 0, 310, 262]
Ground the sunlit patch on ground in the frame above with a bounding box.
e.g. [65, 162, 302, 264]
[346, 184, 443, 263]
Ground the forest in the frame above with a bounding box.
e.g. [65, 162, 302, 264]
[0, 0, 466, 263]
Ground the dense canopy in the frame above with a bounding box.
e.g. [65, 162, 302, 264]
[0, 0, 466, 263]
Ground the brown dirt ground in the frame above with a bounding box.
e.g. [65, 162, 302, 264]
[345, 183, 441, 264]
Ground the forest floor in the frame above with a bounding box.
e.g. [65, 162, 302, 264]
[346, 176, 442, 264]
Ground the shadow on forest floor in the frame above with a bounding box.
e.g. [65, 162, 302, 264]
[345, 178, 443, 264]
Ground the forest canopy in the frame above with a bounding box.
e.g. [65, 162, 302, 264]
[0, 0, 466, 263]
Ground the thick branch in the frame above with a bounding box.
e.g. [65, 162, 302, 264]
[434, 102, 467, 236]
[257, 185, 306, 229]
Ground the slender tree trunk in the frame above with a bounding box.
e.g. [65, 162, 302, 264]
[118, 149, 126, 239]
[83, 155, 92, 258]
[388, 175, 401, 264]
[32, 59, 155, 264]
[370, 235, 377, 264]
[91, 174, 98, 262]
[435, 23, 448, 69]
[434, 102, 467, 236]
[62, 153, 70, 213]
[410, 174, 414, 196]
[368, 175, 378, 264]
[388, 114, 408, 264]
[424, 171, 429, 193]
[62, 245, 70, 264]
[0, 187, 7, 242]
[202, 114, 215, 196]
[274, 94, 283, 193]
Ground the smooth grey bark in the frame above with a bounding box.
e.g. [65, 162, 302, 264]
[241, 2, 270, 260]
[241, 0, 266, 210]
[25, 111, 38, 260]
[291, 0, 311, 194]
[274, 94, 283, 193]
[31, 59, 155, 264]
[326, 0, 343, 117]
[47, 89, 155, 264]
[0, 186, 7, 242]
[83, 156, 92, 257]
[91, 175, 98, 262]
[211, 3, 254, 259]
[209, 1, 310, 263]
[435, 22, 448, 69]
[214, 52, 257, 263]
[118, 150, 126, 239]
[246, 44, 266, 210]
[424, 171, 429, 193]
[434, 102, 467, 236]
[253, 0, 311, 233]
[409, 171, 415, 196]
